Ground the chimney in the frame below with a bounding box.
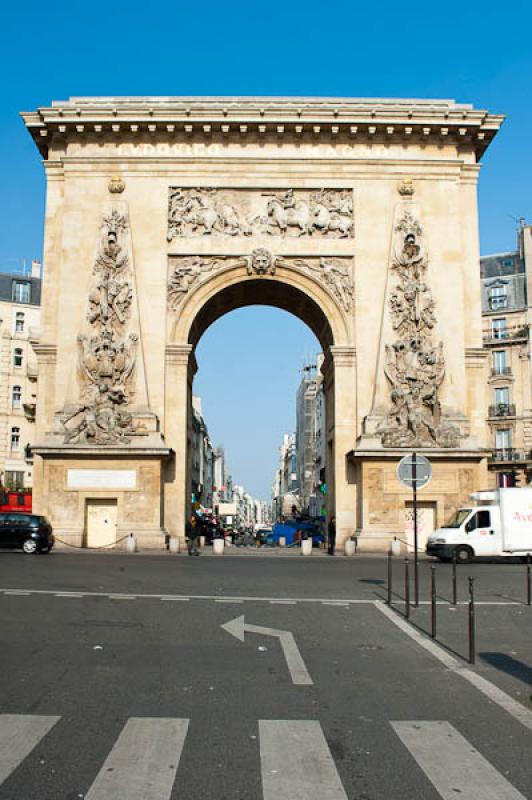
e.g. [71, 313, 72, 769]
[31, 260, 41, 279]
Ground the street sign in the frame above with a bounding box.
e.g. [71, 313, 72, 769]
[397, 454, 432, 489]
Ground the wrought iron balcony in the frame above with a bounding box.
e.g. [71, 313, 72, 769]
[490, 366, 512, 377]
[483, 326, 529, 345]
[489, 448, 532, 463]
[488, 403, 516, 418]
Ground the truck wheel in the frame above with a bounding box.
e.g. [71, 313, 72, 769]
[455, 545, 473, 563]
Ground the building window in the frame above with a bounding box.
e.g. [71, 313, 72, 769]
[495, 428, 512, 453]
[493, 350, 508, 375]
[491, 318, 507, 339]
[4, 471, 25, 490]
[15, 312, 24, 333]
[13, 348, 23, 368]
[494, 386, 509, 407]
[489, 286, 507, 310]
[12, 386, 21, 409]
[12, 281, 31, 304]
[10, 427, 20, 451]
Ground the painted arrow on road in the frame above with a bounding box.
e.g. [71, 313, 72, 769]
[221, 615, 313, 686]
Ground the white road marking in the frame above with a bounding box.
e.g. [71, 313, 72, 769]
[0, 587, 523, 606]
[0, 588, 373, 603]
[260, 720, 347, 800]
[3, 591, 30, 596]
[392, 720, 527, 800]
[269, 600, 297, 605]
[222, 615, 313, 685]
[0, 714, 60, 785]
[376, 601, 532, 732]
[321, 601, 349, 607]
[85, 718, 189, 800]
[109, 595, 136, 600]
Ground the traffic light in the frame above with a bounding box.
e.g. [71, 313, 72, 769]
[510, 469, 521, 487]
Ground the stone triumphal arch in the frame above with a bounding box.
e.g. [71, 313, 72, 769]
[22, 96, 503, 550]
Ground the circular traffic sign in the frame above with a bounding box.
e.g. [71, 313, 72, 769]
[397, 454, 432, 489]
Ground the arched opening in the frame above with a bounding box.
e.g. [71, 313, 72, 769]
[165, 271, 357, 551]
[190, 305, 326, 547]
[187, 290, 334, 546]
[187, 279, 335, 353]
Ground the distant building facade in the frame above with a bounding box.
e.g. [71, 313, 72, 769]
[0, 263, 41, 491]
[481, 223, 532, 487]
[272, 433, 299, 518]
[296, 365, 318, 513]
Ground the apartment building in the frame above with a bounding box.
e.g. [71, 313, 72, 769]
[481, 223, 532, 486]
[0, 262, 41, 490]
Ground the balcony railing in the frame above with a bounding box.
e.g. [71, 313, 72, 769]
[490, 448, 532, 463]
[488, 403, 516, 417]
[483, 326, 529, 344]
[490, 366, 512, 377]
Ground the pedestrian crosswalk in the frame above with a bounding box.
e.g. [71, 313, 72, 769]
[84, 718, 189, 800]
[0, 714, 528, 799]
[392, 720, 527, 800]
[0, 715, 59, 785]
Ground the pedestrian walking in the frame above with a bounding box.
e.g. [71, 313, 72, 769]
[327, 515, 336, 556]
[186, 514, 200, 556]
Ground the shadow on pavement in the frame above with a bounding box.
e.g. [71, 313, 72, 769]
[479, 652, 532, 687]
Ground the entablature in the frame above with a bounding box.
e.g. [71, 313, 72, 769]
[21, 96, 504, 160]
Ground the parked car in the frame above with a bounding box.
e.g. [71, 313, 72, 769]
[0, 513, 54, 554]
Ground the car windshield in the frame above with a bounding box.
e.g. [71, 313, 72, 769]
[445, 509, 471, 528]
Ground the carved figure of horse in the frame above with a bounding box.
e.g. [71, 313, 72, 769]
[214, 203, 242, 236]
[182, 206, 219, 235]
[266, 198, 311, 236]
[311, 202, 352, 238]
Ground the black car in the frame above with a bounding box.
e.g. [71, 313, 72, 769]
[0, 513, 54, 554]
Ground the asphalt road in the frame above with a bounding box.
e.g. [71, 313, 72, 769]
[0, 551, 530, 799]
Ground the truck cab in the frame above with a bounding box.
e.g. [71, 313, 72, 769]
[426, 500, 501, 562]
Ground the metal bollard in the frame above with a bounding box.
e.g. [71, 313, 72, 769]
[452, 551, 457, 606]
[404, 558, 410, 620]
[527, 554, 531, 607]
[431, 564, 437, 639]
[387, 550, 393, 605]
[468, 576, 475, 665]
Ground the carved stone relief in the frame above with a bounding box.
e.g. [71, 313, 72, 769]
[378, 210, 461, 448]
[167, 251, 354, 312]
[63, 209, 143, 445]
[167, 188, 354, 240]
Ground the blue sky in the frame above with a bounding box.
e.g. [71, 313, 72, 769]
[1, 0, 531, 498]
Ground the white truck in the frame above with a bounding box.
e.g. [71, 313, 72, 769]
[426, 488, 532, 563]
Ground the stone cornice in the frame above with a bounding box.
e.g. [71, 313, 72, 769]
[32, 343, 57, 363]
[165, 343, 193, 366]
[21, 96, 504, 160]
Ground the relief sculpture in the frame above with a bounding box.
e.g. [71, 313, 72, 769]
[379, 211, 461, 448]
[167, 250, 353, 312]
[167, 188, 353, 240]
[63, 209, 141, 444]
